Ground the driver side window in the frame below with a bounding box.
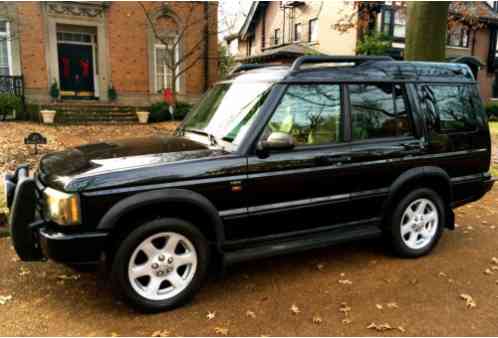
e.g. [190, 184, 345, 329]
[263, 84, 343, 146]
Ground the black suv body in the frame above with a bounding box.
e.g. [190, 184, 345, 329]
[4, 56, 495, 311]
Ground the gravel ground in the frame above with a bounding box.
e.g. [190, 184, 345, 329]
[0, 122, 496, 336]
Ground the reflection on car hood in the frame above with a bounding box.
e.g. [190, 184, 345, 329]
[38, 135, 228, 191]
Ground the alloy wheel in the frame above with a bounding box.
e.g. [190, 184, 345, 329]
[128, 232, 198, 301]
[400, 198, 439, 250]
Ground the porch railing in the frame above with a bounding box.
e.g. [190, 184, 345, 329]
[0, 75, 25, 119]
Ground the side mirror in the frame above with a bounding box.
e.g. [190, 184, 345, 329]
[257, 132, 295, 157]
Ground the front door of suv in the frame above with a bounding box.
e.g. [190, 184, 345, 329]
[237, 84, 356, 241]
[345, 83, 426, 222]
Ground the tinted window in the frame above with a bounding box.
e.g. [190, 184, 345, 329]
[419, 84, 479, 132]
[349, 83, 412, 140]
[263, 84, 342, 146]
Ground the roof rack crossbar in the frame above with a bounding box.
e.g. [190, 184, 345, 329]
[290, 55, 394, 72]
[230, 63, 282, 75]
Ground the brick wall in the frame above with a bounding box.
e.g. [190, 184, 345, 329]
[17, 3, 48, 90]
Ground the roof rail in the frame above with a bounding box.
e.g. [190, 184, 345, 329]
[230, 63, 283, 75]
[290, 55, 394, 73]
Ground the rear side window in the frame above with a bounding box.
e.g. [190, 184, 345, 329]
[419, 84, 479, 132]
[349, 83, 412, 141]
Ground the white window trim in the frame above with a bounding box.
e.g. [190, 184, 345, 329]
[154, 42, 180, 93]
[0, 20, 12, 76]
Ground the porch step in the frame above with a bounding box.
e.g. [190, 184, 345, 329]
[45, 102, 148, 123]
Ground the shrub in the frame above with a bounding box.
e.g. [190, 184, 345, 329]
[356, 32, 392, 56]
[149, 101, 193, 122]
[108, 84, 117, 101]
[0, 94, 22, 121]
[49, 81, 59, 100]
[485, 102, 498, 121]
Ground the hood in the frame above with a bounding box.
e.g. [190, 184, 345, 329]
[38, 135, 227, 191]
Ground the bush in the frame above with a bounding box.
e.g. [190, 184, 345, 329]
[0, 94, 22, 121]
[149, 101, 193, 122]
[356, 32, 392, 56]
[485, 102, 498, 121]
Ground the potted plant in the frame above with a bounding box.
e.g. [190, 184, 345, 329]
[40, 108, 56, 124]
[136, 109, 150, 124]
[49, 80, 60, 102]
[108, 83, 118, 101]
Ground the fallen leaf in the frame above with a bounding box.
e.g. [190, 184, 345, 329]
[339, 302, 351, 315]
[438, 272, 447, 277]
[387, 302, 399, 309]
[338, 279, 352, 285]
[484, 268, 494, 275]
[316, 263, 325, 271]
[206, 311, 216, 320]
[290, 304, 300, 315]
[110, 333, 119, 337]
[492, 257, 498, 265]
[376, 304, 383, 310]
[398, 326, 406, 333]
[342, 318, 352, 325]
[460, 294, 477, 309]
[151, 330, 170, 337]
[312, 315, 322, 325]
[367, 322, 394, 331]
[246, 310, 256, 319]
[0, 295, 12, 305]
[56, 274, 80, 281]
[214, 327, 229, 336]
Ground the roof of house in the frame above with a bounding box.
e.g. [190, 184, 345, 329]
[236, 43, 322, 63]
[449, 1, 498, 24]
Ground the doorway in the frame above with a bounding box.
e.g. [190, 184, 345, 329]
[56, 27, 98, 99]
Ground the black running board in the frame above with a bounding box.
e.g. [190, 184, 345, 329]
[223, 225, 382, 266]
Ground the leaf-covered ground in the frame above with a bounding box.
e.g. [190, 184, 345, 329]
[0, 122, 497, 335]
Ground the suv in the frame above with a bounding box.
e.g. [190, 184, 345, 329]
[4, 56, 495, 312]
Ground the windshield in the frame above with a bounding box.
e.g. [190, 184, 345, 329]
[182, 79, 273, 146]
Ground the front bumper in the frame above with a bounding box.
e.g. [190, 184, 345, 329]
[4, 166, 108, 263]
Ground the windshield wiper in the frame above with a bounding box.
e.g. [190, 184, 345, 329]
[183, 128, 219, 146]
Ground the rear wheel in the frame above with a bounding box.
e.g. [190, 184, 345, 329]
[111, 218, 209, 312]
[387, 188, 445, 257]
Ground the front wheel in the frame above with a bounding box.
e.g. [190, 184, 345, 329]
[387, 188, 445, 258]
[111, 218, 210, 312]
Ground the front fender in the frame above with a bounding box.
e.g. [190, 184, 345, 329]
[97, 188, 225, 245]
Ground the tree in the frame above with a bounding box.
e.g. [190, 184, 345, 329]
[140, 2, 217, 112]
[218, 43, 235, 79]
[405, 2, 450, 61]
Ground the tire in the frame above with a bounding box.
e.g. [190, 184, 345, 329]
[387, 188, 445, 258]
[111, 218, 210, 312]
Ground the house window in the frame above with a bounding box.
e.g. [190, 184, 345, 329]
[393, 10, 406, 38]
[154, 41, 178, 93]
[309, 18, 318, 42]
[273, 28, 281, 45]
[294, 23, 302, 42]
[447, 26, 469, 48]
[0, 20, 11, 76]
[380, 4, 405, 39]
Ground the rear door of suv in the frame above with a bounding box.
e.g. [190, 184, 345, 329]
[345, 82, 427, 222]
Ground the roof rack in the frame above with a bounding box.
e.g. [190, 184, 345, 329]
[230, 63, 283, 75]
[290, 55, 394, 73]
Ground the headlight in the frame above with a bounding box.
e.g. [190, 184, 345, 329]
[43, 187, 81, 225]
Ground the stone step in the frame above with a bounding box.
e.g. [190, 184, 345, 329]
[44, 103, 145, 123]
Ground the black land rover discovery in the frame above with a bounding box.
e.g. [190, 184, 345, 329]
[4, 56, 495, 312]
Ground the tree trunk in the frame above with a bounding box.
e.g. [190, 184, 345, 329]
[405, 2, 450, 61]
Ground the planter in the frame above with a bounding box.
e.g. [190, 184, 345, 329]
[40, 110, 56, 124]
[136, 111, 150, 124]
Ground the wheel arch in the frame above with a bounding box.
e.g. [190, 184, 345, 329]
[97, 189, 225, 250]
[383, 166, 455, 229]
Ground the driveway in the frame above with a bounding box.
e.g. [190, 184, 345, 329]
[0, 186, 497, 336]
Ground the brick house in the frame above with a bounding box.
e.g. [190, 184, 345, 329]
[0, 1, 218, 108]
[236, 1, 498, 103]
